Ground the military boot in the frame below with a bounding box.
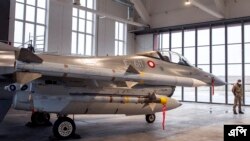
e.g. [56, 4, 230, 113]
[239, 111, 244, 114]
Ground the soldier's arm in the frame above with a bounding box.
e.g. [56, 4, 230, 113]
[232, 85, 236, 95]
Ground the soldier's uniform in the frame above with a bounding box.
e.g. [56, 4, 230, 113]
[232, 83, 243, 114]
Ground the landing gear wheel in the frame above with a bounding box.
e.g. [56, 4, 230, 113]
[31, 112, 50, 125]
[145, 114, 156, 123]
[53, 117, 76, 139]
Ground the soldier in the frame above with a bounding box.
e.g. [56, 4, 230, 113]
[232, 79, 244, 114]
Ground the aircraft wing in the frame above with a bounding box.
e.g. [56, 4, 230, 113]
[15, 59, 207, 87]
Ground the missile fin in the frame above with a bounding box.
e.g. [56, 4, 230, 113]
[125, 81, 138, 88]
[15, 72, 42, 84]
[142, 103, 156, 111]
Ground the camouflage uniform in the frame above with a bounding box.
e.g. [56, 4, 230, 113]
[232, 84, 243, 113]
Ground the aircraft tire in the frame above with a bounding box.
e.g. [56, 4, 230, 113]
[53, 117, 76, 139]
[145, 114, 156, 123]
[31, 112, 50, 125]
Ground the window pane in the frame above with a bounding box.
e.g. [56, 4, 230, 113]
[197, 87, 210, 102]
[119, 41, 123, 55]
[197, 46, 209, 64]
[26, 5, 35, 22]
[119, 23, 124, 40]
[86, 35, 92, 56]
[79, 10, 85, 19]
[245, 44, 250, 63]
[25, 23, 34, 43]
[37, 0, 46, 8]
[161, 33, 169, 49]
[212, 27, 225, 45]
[115, 41, 118, 55]
[115, 22, 119, 39]
[198, 65, 210, 72]
[184, 47, 195, 65]
[78, 33, 85, 54]
[228, 64, 242, 83]
[79, 19, 85, 32]
[212, 45, 225, 64]
[212, 65, 225, 104]
[72, 17, 77, 31]
[245, 24, 250, 43]
[86, 12, 93, 20]
[212, 65, 225, 80]
[172, 31, 182, 47]
[245, 65, 250, 105]
[184, 30, 195, 47]
[171, 48, 182, 55]
[15, 3, 24, 19]
[228, 44, 242, 63]
[71, 32, 77, 54]
[36, 25, 45, 48]
[14, 21, 23, 47]
[16, 0, 24, 3]
[80, 0, 86, 7]
[73, 8, 78, 17]
[198, 29, 209, 46]
[36, 25, 45, 38]
[26, 0, 35, 6]
[228, 25, 241, 44]
[212, 86, 225, 103]
[183, 88, 195, 101]
[86, 21, 92, 34]
[37, 8, 45, 24]
[87, 0, 93, 9]
[172, 87, 182, 100]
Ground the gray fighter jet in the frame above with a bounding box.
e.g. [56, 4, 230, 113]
[0, 42, 225, 139]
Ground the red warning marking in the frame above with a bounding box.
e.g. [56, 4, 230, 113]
[147, 60, 155, 68]
[211, 77, 215, 96]
[162, 104, 167, 130]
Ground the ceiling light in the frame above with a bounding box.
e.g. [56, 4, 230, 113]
[185, 0, 191, 5]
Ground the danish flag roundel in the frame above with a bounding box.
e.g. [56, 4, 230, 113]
[147, 60, 155, 68]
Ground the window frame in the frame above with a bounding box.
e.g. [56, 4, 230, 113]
[13, 0, 48, 52]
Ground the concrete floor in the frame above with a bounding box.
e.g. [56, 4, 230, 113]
[0, 102, 249, 141]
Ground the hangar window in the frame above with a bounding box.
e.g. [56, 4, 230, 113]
[115, 21, 127, 56]
[14, 0, 48, 51]
[71, 0, 96, 56]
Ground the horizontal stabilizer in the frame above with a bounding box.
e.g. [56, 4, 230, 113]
[17, 48, 43, 63]
[126, 65, 140, 74]
[15, 72, 42, 84]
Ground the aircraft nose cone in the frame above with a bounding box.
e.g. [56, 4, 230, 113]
[214, 77, 227, 86]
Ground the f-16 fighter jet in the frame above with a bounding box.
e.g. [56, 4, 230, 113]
[0, 42, 225, 139]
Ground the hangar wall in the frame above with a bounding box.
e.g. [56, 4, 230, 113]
[135, 0, 250, 52]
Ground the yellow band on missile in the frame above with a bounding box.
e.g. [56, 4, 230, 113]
[124, 96, 130, 103]
[160, 97, 168, 105]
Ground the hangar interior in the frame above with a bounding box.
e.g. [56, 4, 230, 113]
[0, 0, 250, 141]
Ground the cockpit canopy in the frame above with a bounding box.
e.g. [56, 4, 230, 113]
[137, 51, 193, 67]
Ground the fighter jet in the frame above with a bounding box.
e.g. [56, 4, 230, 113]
[0, 42, 225, 139]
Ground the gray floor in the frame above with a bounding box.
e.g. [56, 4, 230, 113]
[0, 102, 249, 141]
